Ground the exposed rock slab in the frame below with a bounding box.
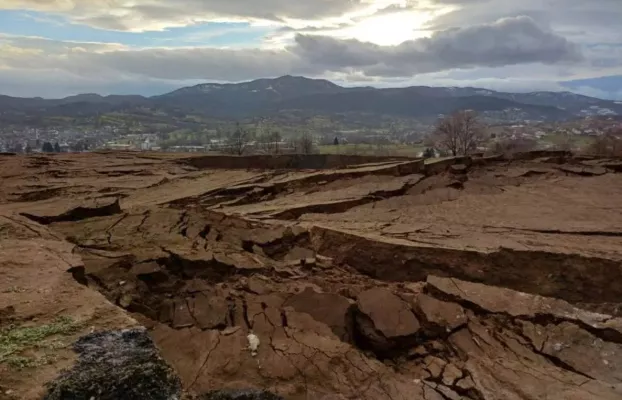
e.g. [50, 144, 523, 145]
[20, 197, 122, 224]
[355, 287, 422, 355]
[412, 293, 467, 335]
[282, 287, 354, 341]
[426, 275, 622, 337]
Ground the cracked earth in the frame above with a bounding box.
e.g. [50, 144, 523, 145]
[1, 151, 622, 399]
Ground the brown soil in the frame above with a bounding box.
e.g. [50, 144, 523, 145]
[1, 151, 622, 399]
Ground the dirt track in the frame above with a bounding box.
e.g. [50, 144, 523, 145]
[1, 151, 622, 399]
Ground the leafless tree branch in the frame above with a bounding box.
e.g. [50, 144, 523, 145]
[434, 110, 484, 156]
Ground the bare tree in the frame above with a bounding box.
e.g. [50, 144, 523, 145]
[256, 130, 283, 154]
[226, 123, 251, 155]
[552, 133, 574, 152]
[434, 111, 484, 156]
[587, 127, 622, 156]
[270, 131, 282, 154]
[297, 131, 315, 154]
[256, 133, 269, 153]
[369, 133, 393, 156]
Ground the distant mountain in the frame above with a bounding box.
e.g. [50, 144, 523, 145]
[2, 75, 622, 123]
[161, 75, 343, 101]
[58, 94, 149, 105]
[152, 75, 350, 116]
[0, 93, 148, 116]
[267, 87, 570, 121]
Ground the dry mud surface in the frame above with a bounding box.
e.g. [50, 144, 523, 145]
[1, 151, 622, 399]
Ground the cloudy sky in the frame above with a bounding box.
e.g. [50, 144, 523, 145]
[1, 0, 621, 99]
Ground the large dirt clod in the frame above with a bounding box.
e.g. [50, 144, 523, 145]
[354, 287, 423, 356]
[412, 293, 468, 336]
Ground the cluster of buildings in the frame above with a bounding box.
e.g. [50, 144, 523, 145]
[489, 117, 621, 143]
[103, 135, 303, 154]
[104, 134, 222, 152]
[0, 126, 113, 153]
[2, 115, 619, 155]
[104, 134, 161, 151]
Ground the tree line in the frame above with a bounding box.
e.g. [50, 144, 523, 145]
[223, 122, 315, 155]
[221, 112, 486, 157]
[41, 142, 61, 153]
[431, 111, 622, 157]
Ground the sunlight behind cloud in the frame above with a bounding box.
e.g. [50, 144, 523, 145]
[262, 2, 455, 50]
[333, 9, 436, 45]
[265, 2, 455, 49]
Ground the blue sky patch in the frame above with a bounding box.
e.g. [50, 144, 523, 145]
[0, 10, 271, 48]
[561, 75, 622, 99]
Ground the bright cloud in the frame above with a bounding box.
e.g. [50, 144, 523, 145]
[1, 0, 370, 31]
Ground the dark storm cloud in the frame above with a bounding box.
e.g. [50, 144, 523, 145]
[291, 16, 582, 75]
[426, 0, 622, 44]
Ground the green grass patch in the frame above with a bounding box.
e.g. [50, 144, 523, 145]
[0, 316, 81, 369]
[541, 133, 595, 149]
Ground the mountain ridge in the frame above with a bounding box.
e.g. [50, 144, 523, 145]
[1, 75, 621, 122]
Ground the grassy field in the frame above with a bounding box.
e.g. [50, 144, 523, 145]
[541, 133, 595, 150]
[317, 135, 597, 157]
[318, 143, 424, 157]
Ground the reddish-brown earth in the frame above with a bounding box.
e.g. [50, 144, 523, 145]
[1, 151, 622, 399]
